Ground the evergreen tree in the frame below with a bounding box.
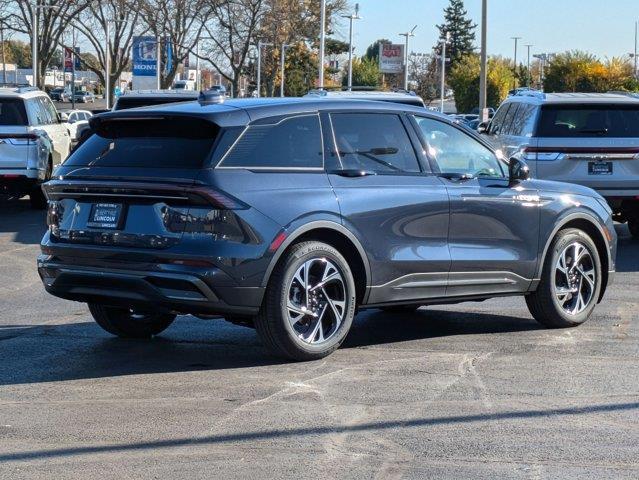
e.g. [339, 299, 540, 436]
[435, 0, 477, 68]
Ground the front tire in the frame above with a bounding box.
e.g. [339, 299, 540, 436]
[255, 241, 357, 361]
[88, 303, 176, 338]
[526, 229, 601, 328]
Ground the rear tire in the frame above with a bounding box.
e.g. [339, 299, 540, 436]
[255, 241, 356, 361]
[29, 160, 52, 210]
[628, 218, 639, 239]
[526, 229, 601, 328]
[88, 303, 176, 338]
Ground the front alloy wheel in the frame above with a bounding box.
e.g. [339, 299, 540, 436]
[255, 241, 356, 360]
[526, 229, 602, 328]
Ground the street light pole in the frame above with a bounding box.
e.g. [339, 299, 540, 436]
[1, 24, 6, 84]
[524, 44, 533, 86]
[319, 0, 326, 89]
[280, 43, 289, 97]
[478, 0, 488, 118]
[342, 4, 361, 91]
[195, 41, 200, 91]
[511, 36, 522, 88]
[440, 31, 450, 113]
[399, 25, 417, 91]
[105, 21, 110, 109]
[31, 1, 38, 87]
[71, 27, 76, 109]
[256, 41, 272, 98]
[634, 21, 638, 78]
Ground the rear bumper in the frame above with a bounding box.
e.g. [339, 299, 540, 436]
[37, 255, 264, 316]
[0, 170, 39, 195]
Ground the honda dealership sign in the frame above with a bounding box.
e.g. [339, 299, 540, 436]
[379, 44, 404, 74]
[132, 36, 157, 76]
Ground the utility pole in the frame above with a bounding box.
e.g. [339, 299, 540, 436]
[318, 0, 326, 89]
[478, 0, 488, 119]
[156, 36, 161, 89]
[525, 44, 533, 86]
[280, 44, 289, 97]
[257, 41, 272, 98]
[635, 21, 638, 79]
[71, 27, 76, 109]
[105, 21, 110, 109]
[1, 24, 5, 84]
[342, 3, 361, 91]
[511, 36, 522, 89]
[399, 25, 417, 91]
[440, 32, 450, 113]
[195, 41, 200, 91]
[31, 1, 38, 87]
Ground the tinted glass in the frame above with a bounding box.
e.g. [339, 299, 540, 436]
[330, 113, 420, 173]
[26, 98, 46, 125]
[488, 103, 509, 134]
[221, 115, 323, 168]
[41, 97, 59, 124]
[501, 103, 520, 135]
[510, 103, 537, 137]
[64, 118, 218, 169]
[0, 98, 28, 126]
[413, 116, 505, 178]
[538, 104, 639, 137]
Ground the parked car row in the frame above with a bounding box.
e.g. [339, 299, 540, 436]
[48, 87, 96, 103]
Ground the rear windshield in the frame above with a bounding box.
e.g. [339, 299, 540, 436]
[113, 96, 197, 110]
[64, 118, 218, 169]
[0, 98, 28, 126]
[537, 104, 639, 137]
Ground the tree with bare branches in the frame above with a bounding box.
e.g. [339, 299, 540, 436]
[139, 0, 212, 88]
[1, 0, 89, 87]
[199, 0, 265, 97]
[73, 0, 145, 105]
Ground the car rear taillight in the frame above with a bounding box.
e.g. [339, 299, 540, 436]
[521, 147, 562, 161]
[0, 133, 39, 146]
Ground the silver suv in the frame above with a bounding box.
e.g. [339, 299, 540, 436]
[0, 85, 71, 208]
[480, 92, 639, 237]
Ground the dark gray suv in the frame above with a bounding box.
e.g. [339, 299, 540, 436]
[38, 98, 617, 360]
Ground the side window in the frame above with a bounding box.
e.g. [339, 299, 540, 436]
[413, 116, 505, 178]
[511, 104, 538, 137]
[330, 113, 421, 173]
[501, 103, 520, 135]
[488, 104, 509, 134]
[220, 114, 323, 169]
[26, 99, 44, 125]
[68, 113, 77, 123]
[41, 97, 59, 124]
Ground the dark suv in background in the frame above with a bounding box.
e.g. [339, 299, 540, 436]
[38, 98, 616, 360]
[480, 92, 639, 237]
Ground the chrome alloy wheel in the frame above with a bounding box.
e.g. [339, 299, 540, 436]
[287, 258, 346, 344]
[554, 241, 596, 316]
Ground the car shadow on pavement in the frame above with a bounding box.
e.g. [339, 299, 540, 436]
[1, 401, 637, 463]
[0, 309, 541, 386]
[0, 198, 47, 245]
[343, 308, 542, 349]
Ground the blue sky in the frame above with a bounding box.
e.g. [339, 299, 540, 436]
[338, 0, 639, 61]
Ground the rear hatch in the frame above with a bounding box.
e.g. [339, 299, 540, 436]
[0, 97, 32, 169]
[532, 103, 639, 195]
[45, 114, 221, 250]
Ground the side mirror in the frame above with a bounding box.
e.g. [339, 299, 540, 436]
[509, 157, 531, 184]
[477, 121, 489, 134]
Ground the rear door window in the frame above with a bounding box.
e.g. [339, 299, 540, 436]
[329, 113, 421, 173]
[219, 114, 323, 169]
[510, 103, 537, 137]
[64, 118, 219, 169]
[488, 104, 510, 135]
[537, 104, 639, 137]
[0, 98, 28, 126]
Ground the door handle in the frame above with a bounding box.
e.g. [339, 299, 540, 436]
[330, 169, 377, 178]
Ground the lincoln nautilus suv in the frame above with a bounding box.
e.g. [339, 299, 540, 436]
[38, 97, 617, 360]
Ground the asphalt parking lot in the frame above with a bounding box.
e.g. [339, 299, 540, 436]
[1, 198, 638, 479]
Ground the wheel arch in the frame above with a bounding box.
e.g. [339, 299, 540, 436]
[536, 213, 612, 302]
[261, 221, 371, 305]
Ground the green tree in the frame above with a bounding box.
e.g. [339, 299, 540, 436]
[364, 38, 391, 63]
[449, 54, 515, 112]
[4, 40, 32, 69]
[342, 57, 380, 88]
[284, 42, 317, 96]
[435, 0, 476, 68]
[325, 38, 350, 56]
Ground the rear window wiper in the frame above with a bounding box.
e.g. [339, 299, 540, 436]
[576, 128, 608, 135]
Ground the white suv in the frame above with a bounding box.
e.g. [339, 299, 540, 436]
[0, 85, 71, 208]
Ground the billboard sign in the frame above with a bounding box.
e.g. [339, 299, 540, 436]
[132, 36, 157, 77]
[379, 43, 404, 74]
